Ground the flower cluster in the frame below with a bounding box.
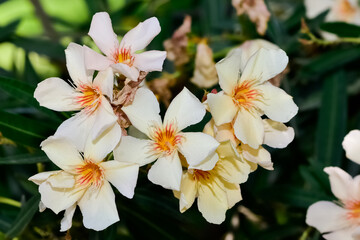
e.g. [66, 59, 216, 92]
[29, 12, 298, 231]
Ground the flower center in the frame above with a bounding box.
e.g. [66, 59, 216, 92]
[190, 169, 212, 181]
[76, 160, 104, 188]
[152, 124, 182, 155]
[337, 0, 356, 21]
[77, 85, 102, 114]
[116, 47, 135, 66]
[232, 80, 261, 109]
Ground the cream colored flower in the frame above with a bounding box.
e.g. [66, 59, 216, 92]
[174, 141, 251, 224]
[29, 136, 139, 231]
[342, 130, 360, 164]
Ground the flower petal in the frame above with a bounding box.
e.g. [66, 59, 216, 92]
[111, 63, 139, 81]
[114, 136, 157, 166]
[120, 17, 161, 52]
[60, 204, 76, 232]
[148, 153, 182, 191]
[65, 43, 94, 87]
[92, 67, 114, 101]
[215, 48, 242, 95]
[255, 82, 298, 123]
[207, 92, 238, 126]
[88, 12, 118, 57]
[78, 181, 119, 231]
[323, 228, 356, 240]
[84, 46, 113, 71]
[179, 172, 197, 213]
[223, 182, 242, 208]
[240, 48, 288, 84]
[28, 170, 61, 185]
[164, 87, 205, 131]
[190, 152, 219, 171]
[324, 167, 354, 201]
[342, 130, 360, 164]
[48, 171, 75, 188]
[263, 119, 295, 148]
[122, 87, 162, 137]
[233, 109, 264, 149]
[34, 77, 82, 112]
[179, 132, 219, 167]
[101, 160, 139, 199]
[242, 144, 273, 170]
[133, 50, 167, 72]
[91, 97, 118, 140]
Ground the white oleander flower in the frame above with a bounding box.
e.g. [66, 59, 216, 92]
[29, 136, 139, 231]
[342, 130, 360, 164]
[114, 87, 219, 191]
[85, 12, 167, 81]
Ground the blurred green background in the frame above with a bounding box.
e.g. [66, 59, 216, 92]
[0, 0, 360, 239]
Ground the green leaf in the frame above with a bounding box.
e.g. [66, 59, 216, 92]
[320, 22, 360, 38]
[315, 71, 347, 167]
[5, 194, 40, 238]
[0, 110, 56, 147]
[0, 20, 20, 41]
[0, 152, 49, 165]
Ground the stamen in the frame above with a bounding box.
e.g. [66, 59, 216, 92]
[76, 160, 104, 188]
[345, 200, 360, 220]
[76, 85, 102, 114]
[232, 80, 263, 110]
[114, 47, 135, 66]
[151, 123, 183, 155]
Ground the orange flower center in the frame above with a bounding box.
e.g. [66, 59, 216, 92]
[76, 160, 104, 188]
[152, 124, 182, 155]
[232, 80, 262, 109]
[116, 47, 135, 66]
[191, 169, 212, 181]
[77, 85, 102, 114]
[337, 0, 356, 21]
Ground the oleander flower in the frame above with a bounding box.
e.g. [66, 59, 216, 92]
[342, 130, 360, 164]
[85, 12, 167, 81]
[34, 43, 121, 152]
[29, 136, 139, 231]
[207, 48, 298, 149]
[174, 141, 251, 224]
[306, 167, 360, 240]
[114, 87, 219, 191]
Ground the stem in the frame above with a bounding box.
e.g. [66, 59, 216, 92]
[0, 197, 21, 208]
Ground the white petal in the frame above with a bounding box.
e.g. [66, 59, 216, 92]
[190, 152, 219, 171]
[342, 130, 360, 164]
[48, 171, 75, 188]
[223, 182, 242, 208]
[28, 170, 61, 185]
[120, 17, 161, 52]
[84, 46, 113, 71]
[122, 87, 162, 137]
[114, 136, 157, 166]
[164, 87, 205, 131]
[178, 132, 219, 167]
[324, 228, 356, 240]
[306, 201, 350, 233]
[101, 160, 139, 199]
[242, 144, 273, 170]
[88, 12, 118, 57]
[60, 204, 76, 232]
[179, 172, 197, 213]
[207, 92, 238, 126]
[240, 48, 288, 84]
[91, 97, 118, 140]
[92, 68, 114, 101]
[256, 82, 298, 123]
[233, 109, 264, 149]
[215, 48, 242, 95]
[133, 50, 167, 72]
[148, 153, 182, 191]
[111, 63, 139, 81]
[40, 137, 83, 172]
[78, 181, 119, 231]
[304, 0, 333, 18]
[84, 122, 122, 163]
[324, 167, 354, 201]
[65, 43, 94, 87]
[263, 119, 295, 148]
[34, 77, 82, 112]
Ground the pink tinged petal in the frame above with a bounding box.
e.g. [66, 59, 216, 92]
[179, 132, 219, 167]
[304, 0, 333, 18]
[164, 87, 206, 131]
[179, 172, 197, 213]
[101, 160, 139, 199]
[92, 68, 114, 101]
[91, 97, 118, 140]
[197, 181, 228, 224]
[233, 109, 264, 149]
[148, 153, 182, 191]
[324, 167, 354, 201]
[84, 46, 113, 71]
[60, 204, 77, 232]
[263, 119, 295, 148]
[242, 144, 273, 170]
[40, 137, 83, 173]
[78, 181, 119, 231]
[306, 201, 350, 233]
[215, 48, 242, 95]
[342, 130, 360, 164]
[352, 226, 360, 239]
[34, 77, 82, 112]
[88, 12, 118, 57]
[323, 228, 356, 240]
[84, 122, 122, 163]
[65, 43, 94, 87]
[207, 92, 238, 126]
[114, 136, 157, 166]
[111, 63, 139, 81]
[256, 82, 298, 123]
[122, 87, 162, 137]
[120, 17, 161, 52]
[190, 152, 219, 171]
[240, 48, 288, 85]
[28, 170, 61, 185]
[133, 50, 167, 72]
[48, 171, 75, 188]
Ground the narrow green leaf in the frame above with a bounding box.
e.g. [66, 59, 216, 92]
[5, 194, 40, 238]
[0, 152, 49, 165]
[320, 22, 360, 38]
[0, 20, 20, 41]
[316, 71, 347, 167]
[24, 53, 40, 86]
